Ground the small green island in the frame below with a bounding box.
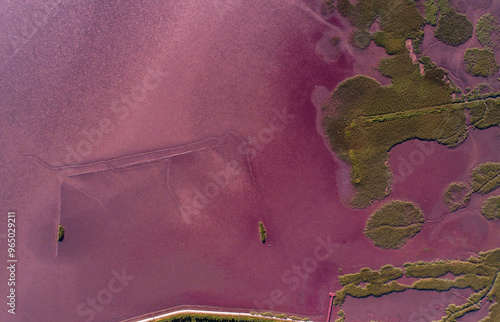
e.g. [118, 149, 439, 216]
[434, 10, 473, 46]
[443, 182, 472, 212]
[471, 162, 500, 194]
[476, 13, 500, 49]
[259, 221, 267, 244]
[364, 201, 424, 249]
[464, 48, 499, 77]
[58, 225, 65, 242]
[482, 196, 500, 221]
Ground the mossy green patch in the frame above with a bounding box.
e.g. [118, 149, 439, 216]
[337, 0, 381, 30]
[378, 0, 424, 39]
[383, 37, 407, 55]
[413, 31, 425, 54]
[337, 0, 424, 55]
[405, 261, 497, 278]
[372, 31, 408, 55]
[335, 310, 345, 322]
[476, 13, 500, 50]
[424, 0, 438, 26]
[259, 221, 267, 243]
[58, 225, 65, 242]
[418, 55, 437, 73]
[435, 0, 453, 15]
[470, 162, 500, 194]
[339, 265, 403, 286]
[350, 29, 372, 49]
[481, 195, 500, 221]
[443, 182, 472, 212]
[364, 201, 424, 249]
[434, 11, 473, 46]
[465, 98, 500, 129]
[333, 281, 407, 306]
[333, 248, 500, 321]
[322, 54, 465, 207]
[464, 48, 499, 77]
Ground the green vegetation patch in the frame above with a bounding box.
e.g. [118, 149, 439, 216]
[350, 29, 372, 49]
[470, 162, 500, 194]
[461, 84, 500, 103]
[259, 221, 267, 244]
[337, 0, 424, 54]
[337, 0, 380, 30]
[405, 260, 497, 278]
[476, 13, 500, 49]
[373, 31, 386, 47]
[480, 96, 500, 124]
[465, 100, 488, 127]
[372, 31, 408, 55]
[481, 195, 500, 221]
[411, 278, 453, 291]
[464, 48, 499, 77]
[58, 225, 65, 242]
[333, 281, 408, 305]
[418, 55, 437, 72]
[483, 276, 500, 321]
[412, 274, 493, 292]
[434, 11, 473, 46]
[479, 98, 500, 128]
[364, 201, 424, 249]
[435, 0, 453, 15]
[338, 265, 403, 286]
[378, 0, 424, 39]
[384, 37, 407, 55]
[334, 248, 500, 321]
[322, 54, 465, 208]
[465, 98, 500, 129]
[413, 31, 425, 54]
[424, 0, 438, 26]
[335, 310, 345, 322]
[443, 182, 472, 212]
